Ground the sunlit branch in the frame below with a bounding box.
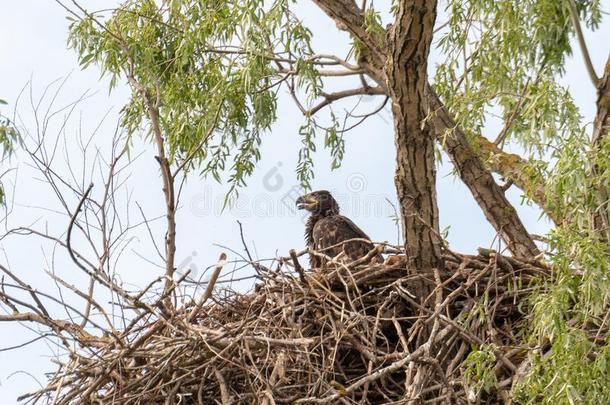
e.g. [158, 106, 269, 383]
[428, 86, 541, 257]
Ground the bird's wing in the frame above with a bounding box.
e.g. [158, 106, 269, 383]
[313, 215, 377, 263]
[334, 215, 372, 241]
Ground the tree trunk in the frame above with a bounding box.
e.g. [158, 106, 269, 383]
[592, 58, 610, 241]
[386, 0, 442, 271]
[311, 0, 539, 260]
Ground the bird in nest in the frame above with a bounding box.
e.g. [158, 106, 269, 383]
[296, 190, 383, 268]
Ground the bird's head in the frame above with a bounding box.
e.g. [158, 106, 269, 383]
[296, 190, 339, 216]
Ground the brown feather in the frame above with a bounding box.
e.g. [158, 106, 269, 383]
[298, 190, 382, 268]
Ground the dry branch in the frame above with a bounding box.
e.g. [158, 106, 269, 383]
[3, 243, 558, 404]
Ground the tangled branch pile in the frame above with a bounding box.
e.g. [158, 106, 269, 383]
[15, 246, 553, 404]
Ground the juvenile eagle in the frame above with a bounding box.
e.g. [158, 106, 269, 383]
[296, 190, 382, 268]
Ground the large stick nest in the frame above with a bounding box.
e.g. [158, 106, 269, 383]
[22, 247, 551, 404]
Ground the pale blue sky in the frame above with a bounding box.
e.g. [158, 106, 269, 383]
[0, 1, 608, 402]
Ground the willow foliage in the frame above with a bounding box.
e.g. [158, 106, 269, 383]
[0, 98, 20, 204]
[433, 0, 609, 402]
[67, 0, 327, 196]
[66, 0, 610, 402]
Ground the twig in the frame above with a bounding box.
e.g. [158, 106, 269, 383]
[214, 368, 231, 405]
[289, 249, 306, 283]
[567, 0, 600, 86]
[187, 253, 227, 322]
[306, 86, 384, 116]
[66, 182, 94, 275]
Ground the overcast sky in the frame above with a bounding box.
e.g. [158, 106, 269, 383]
[0, 1, 608, 401]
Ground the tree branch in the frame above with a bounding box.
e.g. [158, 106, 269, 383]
[312, 0, 541, 257]
[125, 69, 177, 309]
[187, 253, 227, 322]
[311, 0, 387, 87]
[429, 87, 541, 258]
[307, 86, 384, 116]
[567, 0, 600, 86]
[470, 134, 553, 223]
[66, 182, 94, 275]
[592, 57, 610, 147]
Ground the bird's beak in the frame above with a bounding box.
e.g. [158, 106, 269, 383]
[296, 195, 317, 210]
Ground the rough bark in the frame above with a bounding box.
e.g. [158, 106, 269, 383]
[469, 134, 553, 224]
[428, 88, 541, 258]
[386, 1, 442, 270]
[384, 10, 444, 397]
[311, 0, 539, 259]
[591, 56, 610, 240]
